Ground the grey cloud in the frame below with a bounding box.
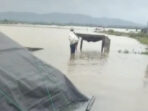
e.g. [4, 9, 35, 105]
[0, 0, 148, 24]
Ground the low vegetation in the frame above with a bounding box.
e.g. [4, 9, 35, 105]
[103, 29, 148, 45]
[0, 19, 98, 27]
[141, 51, 148, 55]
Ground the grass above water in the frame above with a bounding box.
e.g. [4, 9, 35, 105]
[102, 30, 148, 46]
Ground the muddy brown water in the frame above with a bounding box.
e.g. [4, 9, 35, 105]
[0, 25, 148, 111]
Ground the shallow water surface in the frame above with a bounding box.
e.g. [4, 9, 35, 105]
[0, 25, 148, 111]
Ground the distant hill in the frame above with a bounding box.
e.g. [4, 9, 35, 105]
[0, 12, 143, 28]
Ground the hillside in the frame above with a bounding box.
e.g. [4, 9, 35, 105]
[0, 12, 142, 27]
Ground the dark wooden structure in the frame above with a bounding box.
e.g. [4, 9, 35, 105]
[76, 33, 111, 53]
[141, 28, 148, 34]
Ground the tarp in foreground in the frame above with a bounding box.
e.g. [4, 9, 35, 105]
[0, 32, 88, 111]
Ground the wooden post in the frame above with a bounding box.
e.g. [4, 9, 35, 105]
[80, 38, 83, 51]
[106, 39, 111, 52]
[104, 38, 111, 53]
[101, 39, 104, 53]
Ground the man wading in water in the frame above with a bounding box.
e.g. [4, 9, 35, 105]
[69, 29, 79, 55]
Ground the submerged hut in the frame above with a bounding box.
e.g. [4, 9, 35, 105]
[76, 32, 111, 53]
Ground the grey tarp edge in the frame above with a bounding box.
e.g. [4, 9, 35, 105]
[0, 32, 88, 111]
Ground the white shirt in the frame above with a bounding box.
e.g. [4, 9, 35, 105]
[69, 32, 79, 45]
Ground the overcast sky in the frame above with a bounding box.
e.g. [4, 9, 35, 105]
[0, 0, 148, 24]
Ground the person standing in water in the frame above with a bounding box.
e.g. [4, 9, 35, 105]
[69, 29, 79, 54]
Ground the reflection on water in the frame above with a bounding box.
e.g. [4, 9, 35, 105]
[144, 65, 148, 88]
[69, 51, 108, 67]
[70, 51, 108, 60]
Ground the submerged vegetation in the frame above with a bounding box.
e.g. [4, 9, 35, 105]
[103, 29, 148, 45]
[118, 49, 148, 55]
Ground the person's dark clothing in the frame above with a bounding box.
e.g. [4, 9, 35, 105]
[70, 42, 78, 54]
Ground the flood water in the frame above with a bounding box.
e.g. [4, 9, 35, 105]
[0, 25, 148, 111]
